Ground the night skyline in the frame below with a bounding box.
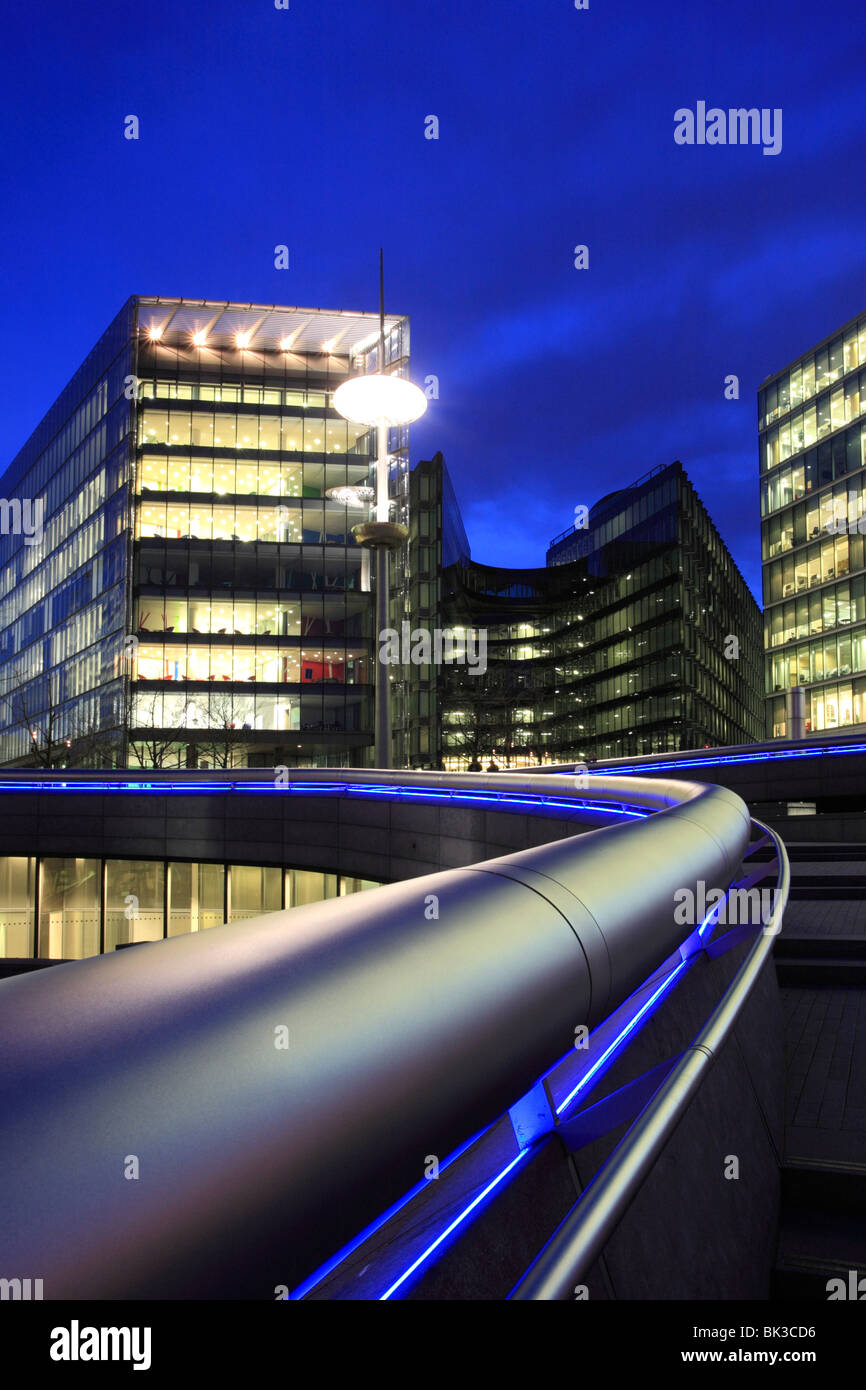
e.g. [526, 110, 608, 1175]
[2, 0, 866, 603]
[4, 2, 866, 1330]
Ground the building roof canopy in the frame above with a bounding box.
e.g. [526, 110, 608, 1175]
[136, 297, 406, 358]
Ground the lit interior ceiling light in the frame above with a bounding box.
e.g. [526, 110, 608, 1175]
[147, 325, 164, 341]
[279, 337, 294, 351]
[192, 331, 207, 346]
[236, 332, 252, 349]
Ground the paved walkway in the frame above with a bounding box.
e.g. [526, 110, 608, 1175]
[782, 986, 866, 1130]
[781, 889, 866, 1168]
[778, 893, 866, 1164]
[781, 899, 866, 938]
[782, 985, 866, 1165]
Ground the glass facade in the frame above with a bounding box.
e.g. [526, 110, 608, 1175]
[0, 856, 37, 957]
[399, 453, 471, 766]
[0, 302, 134, 767]
[426, 462, 763, 768]
[760, 310, 866, 736]
[0, 854, 379, 961]
[39, 857, 102, 959]
[0, 297, 416, 770]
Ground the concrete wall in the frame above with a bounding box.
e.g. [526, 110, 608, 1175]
[0, 785, 601, 881]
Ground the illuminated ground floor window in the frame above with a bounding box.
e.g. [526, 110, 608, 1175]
[767, 676, 866, 737]
[0, 856, 380, 961]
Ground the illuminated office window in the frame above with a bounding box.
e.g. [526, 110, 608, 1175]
[104, 860, 164, 952]
[288, 869, 339, 908]
[168, 862, 225, 936]
[38, 858, 100, 960]
[0, 857, 36, 957]
[228, 865, 282, 922]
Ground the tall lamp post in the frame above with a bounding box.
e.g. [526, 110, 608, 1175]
[332, 254, 427, 768]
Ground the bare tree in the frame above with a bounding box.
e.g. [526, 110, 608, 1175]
[10, 692, 66, 766]
[1, 673, 118, 768]
[3, 668, 70, 768]
[197, 690, 248, 769]
[442, 664, 544, 769]
[63, 696, 123, 768]
[441, 690, 488, 770]
[126, 688, 185, 769]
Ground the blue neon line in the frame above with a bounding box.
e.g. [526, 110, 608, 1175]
[290, 1118, 496, 1301]
[0, 777, 649, 819]
[569, 739, 866, 777]
[1, 738, 864, 799]
[286, 783, 347, 792]
[552, 873, 747, 1116]
[553, 957, 690, 1116]
[697, 899, 726, 942]
[378, 1148, 531, 1301]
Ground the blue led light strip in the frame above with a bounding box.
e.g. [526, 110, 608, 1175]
[563, 738, 866, 778]
[378, 1149, 532, 1301]
[553, 957, 690, 1116]
[698, 898, 727, 943]
[0, 777, 649, 819]
[2, 737, 864, 799]
[289, 1118, 496, 1301]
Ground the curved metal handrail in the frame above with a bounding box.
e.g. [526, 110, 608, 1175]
[509, 817, 790, 1300]
[0, 769, 754, 1299]
[0, 763, 728, 809]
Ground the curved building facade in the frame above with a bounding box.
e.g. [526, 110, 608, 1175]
[434, 461, 764, 767]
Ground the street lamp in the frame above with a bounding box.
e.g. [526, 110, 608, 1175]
[333, 252, 427, 768]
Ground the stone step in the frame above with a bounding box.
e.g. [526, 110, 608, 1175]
[776, 936, 866, 960]
[773, 1199, 866, 1300]
[789, 885, 866, 900]
[775, 957, 866, 985]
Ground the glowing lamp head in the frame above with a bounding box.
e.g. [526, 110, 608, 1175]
[279, 336, 293, 351]
[333, 373, 428, 427]
[236, 331, 252, 349]
[147, 324, 163, 341]
[192, 330, 207, 347]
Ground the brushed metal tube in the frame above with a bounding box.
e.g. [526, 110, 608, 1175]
[509, 819, 790, 1301]
[0, 773, 753, 1298]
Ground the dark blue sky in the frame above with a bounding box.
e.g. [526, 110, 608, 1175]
[2, 0, 865, 603]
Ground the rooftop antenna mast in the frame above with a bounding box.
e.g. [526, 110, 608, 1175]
[379, 247, 386, 374]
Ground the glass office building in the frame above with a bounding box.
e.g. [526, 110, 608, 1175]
[760, 310, 866, 737]
[0, 853, 379, 962]
[399, 452, 471, 766]
[434, 461, 763, 767]
[0, 296, 416, 768]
